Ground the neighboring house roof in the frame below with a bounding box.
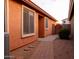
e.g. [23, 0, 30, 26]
[62, 18, 68, 21]
[68, 0, 74, 20]
[62, 18, 70, 24]
[20, 0, 57, 21]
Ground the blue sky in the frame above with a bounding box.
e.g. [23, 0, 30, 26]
[31, 0, 70, 21]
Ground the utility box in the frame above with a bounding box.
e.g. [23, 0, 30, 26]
[4, 32, 9, 59]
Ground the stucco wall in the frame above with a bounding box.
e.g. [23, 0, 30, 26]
[9, 0, 56, 50]
[9, 0, 37, 50]
[45, 19, 56, 36]
[70, 15, 74, 38]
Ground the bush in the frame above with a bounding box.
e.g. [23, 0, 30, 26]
[59, 28, 70, 39]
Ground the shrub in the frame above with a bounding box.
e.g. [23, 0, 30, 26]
[59, 28, 70, 39]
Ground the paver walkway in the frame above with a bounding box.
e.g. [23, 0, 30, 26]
[53, 39, 74, 59]
[10, 35, 74, 59]
[30, 35, 74, 59]
[30, 41, 54, 59]
[30, 35, 58, 59]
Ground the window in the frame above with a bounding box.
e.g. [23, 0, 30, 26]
[22, 6, 35, 37]
[45, 17, 48, 28]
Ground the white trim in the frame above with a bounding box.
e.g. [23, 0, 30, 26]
[23, 5, 35, 13]
[6, 0, 9, 32]
[22, 33, 35, 37]
[22, 5, 35, 38]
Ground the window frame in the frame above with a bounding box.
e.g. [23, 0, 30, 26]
[45, 17, 49, 30]
[22, 5, 35, 37]
[4, 0, 9, 33]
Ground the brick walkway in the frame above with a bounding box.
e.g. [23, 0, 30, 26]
[29, 35, 58, 59]
[10, 41, 41, 59]
[30, 41, 54, 59]
[10, 35, 74, 59]
[30, 35, 74, 59]
[53, 39, 74, 59]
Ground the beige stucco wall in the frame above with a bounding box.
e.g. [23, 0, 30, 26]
[70, 15, 74, 38]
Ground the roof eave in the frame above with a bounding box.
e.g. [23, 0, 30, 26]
[68, 0, 74, 21]
[22, 0, 57, 22]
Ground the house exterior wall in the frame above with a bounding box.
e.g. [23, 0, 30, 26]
[68, 0, 74, 39]
[70, 15, 74, 39]
[9, 0, 37, 50]
[8, 0, 56, 50]
[45, 19, 56, 36]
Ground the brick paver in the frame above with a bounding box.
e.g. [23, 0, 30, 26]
[29, 35, 57, 59]
[30, 35, 74, 59]
[53, 39, 74, 59]
[10, 41, 41, 59]
[30, 41, 54, 59]
[10, 35, 74, 59]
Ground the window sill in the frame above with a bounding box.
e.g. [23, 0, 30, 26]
[46, 28, 48, 31]
[22, 33, 35, 38]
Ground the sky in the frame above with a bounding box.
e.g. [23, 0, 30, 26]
[31, 0, 70, 21]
